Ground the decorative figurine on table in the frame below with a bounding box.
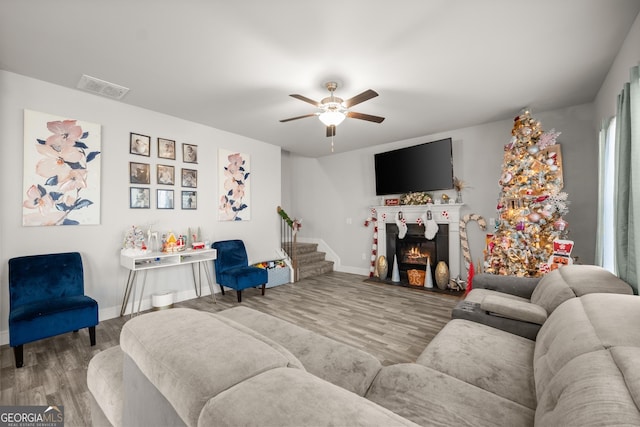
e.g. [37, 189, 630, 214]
[121, 225, 150, 256]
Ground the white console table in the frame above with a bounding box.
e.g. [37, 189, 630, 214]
[372, 203, 463, 279]
[119, 248, 217, 316]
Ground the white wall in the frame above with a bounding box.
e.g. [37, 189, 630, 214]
[0, 71, 282, 344]
[287, 103, 597, 277]
[595, 12, 640, 122]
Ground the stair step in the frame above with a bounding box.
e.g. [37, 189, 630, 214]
[283, 242, 318, 255]
[297, 251, 327, 264]
[298, 260, 335, 280]
[281, 242, 334, 280]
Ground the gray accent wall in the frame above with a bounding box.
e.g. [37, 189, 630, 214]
[285, 104, 597, 277]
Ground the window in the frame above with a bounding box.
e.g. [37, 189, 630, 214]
[601, 116, 616, 273]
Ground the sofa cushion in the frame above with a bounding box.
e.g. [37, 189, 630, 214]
[535, 349, 640, 426]
[463, 288, 529, 305]
[534, 293, 640, 401]
[199, 367, 419, 427]
[480, 294, 548, 325]
[417, 319, 536, 409]
[120, 308, 303, 427]
[530, 265, 632, 314]
[217, 306, 382, 396]
[366, 363, 534, 427]
[87, 345, 123, 427]
[472, 273, 541, 299]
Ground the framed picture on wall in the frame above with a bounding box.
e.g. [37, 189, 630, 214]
[157, 164, 175, 185]
[130, 187, 150, 209]
[157, 189, 174, 209]
[182, 143, 198, 163]
[130, 132, 150, 156]
[182, 191, 197, 210]
[158, 138, 176, 160]
[181, 168, 197, 188]
[129, 162, 150, 184]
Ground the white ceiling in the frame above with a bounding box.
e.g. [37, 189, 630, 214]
[2, 1, 639, 157]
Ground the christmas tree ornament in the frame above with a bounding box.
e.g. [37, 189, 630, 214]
[553, 218, 568, 231]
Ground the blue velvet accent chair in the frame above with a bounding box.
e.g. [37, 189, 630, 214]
[212, 240, 268, 303]
[9, 252, 99, 368]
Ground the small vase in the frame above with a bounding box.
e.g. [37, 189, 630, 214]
[376, 256, 388, 280]
[455, 191, 463, 204]
[435, 261, 450, 290]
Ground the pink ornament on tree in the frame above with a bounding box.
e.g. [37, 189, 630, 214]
[537, 129, 561, 149]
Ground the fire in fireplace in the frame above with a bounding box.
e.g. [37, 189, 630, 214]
[385, 223, 449, 285]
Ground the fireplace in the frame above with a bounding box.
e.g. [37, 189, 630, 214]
[371, 204, 462, 282]
[386, 223, 449, 285]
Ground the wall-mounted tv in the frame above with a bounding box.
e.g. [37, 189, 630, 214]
[374, 138, 454, 195]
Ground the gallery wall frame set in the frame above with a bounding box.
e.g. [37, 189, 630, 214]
[129, 131, 199, 210]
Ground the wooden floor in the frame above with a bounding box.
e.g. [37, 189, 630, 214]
[0, 271, 461, 426]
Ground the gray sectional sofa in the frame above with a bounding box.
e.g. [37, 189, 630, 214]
[452, 265, 633, 339]
[88, 268, 640, 426]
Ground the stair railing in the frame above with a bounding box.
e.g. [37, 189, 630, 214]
[277, 206, 301, 282]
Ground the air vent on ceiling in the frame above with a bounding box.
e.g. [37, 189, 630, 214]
[77, 74, 129, 100]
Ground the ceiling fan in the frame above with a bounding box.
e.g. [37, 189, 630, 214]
[280, 81, 385, 137]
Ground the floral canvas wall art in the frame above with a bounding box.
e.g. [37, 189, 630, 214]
[22, 110, 102, 226]
[218, 149, 250, 221]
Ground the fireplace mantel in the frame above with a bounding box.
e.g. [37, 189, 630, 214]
[372, 203, 463, 279]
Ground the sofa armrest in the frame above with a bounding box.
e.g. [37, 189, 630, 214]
[480, 295, 548, 325]
[472, 274, 541, 299]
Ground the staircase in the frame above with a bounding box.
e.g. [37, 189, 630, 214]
[285, 242, 334, 280]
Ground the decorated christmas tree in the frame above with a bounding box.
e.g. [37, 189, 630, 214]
[485, 110, 570, 277]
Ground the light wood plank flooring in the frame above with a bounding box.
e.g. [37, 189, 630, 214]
[0, 271, 461, 426]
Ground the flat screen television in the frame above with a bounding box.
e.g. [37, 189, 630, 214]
[374, 138, 454, 195]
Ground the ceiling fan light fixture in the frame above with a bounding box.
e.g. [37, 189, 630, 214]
[319, 110, 346, 126]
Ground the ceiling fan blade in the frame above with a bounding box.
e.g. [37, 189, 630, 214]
[290, 94, 321, 107]
[343, 89, 378, 108]
[346, 111, 385, 123]
[280, 113, 317, 123]
[326, 125, 336, 137]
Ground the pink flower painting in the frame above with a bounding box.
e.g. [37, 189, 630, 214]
[218, 149, 250, 221]
[22, 110, 101, 226]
